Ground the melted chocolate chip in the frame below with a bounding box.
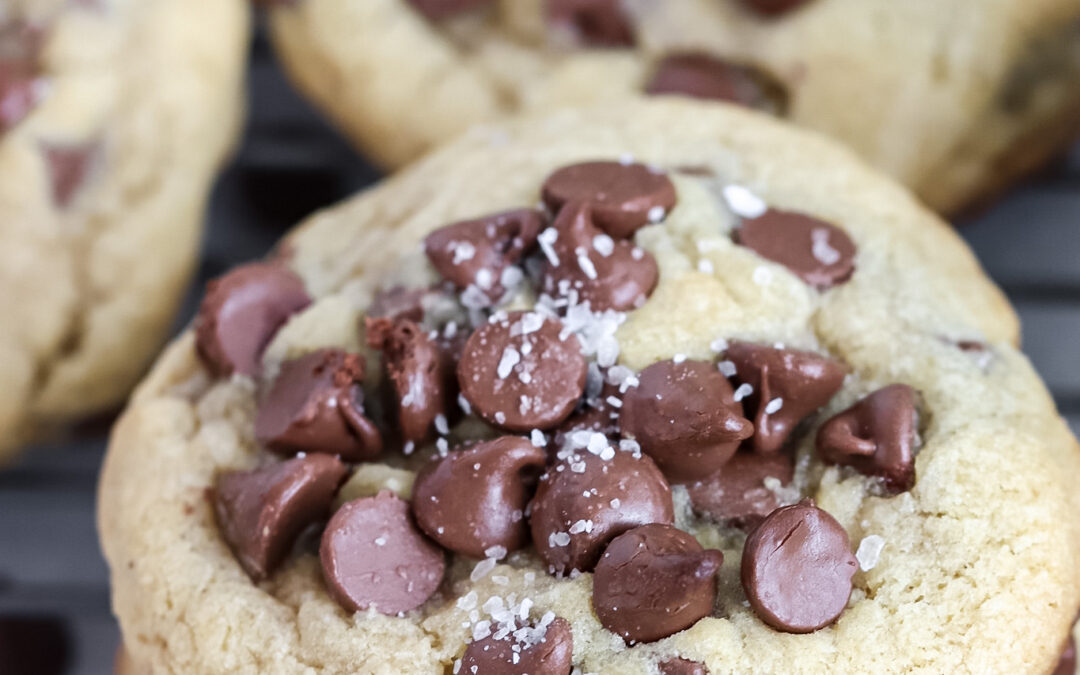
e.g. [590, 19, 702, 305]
[215, 454, 347, 581]
[687, 450, 795, 530]
[660, 658, 709, 675]
[368, 285, 426, 322]
[529, 449, 673, 575]
[195, 262, 312, 377]
[545, 0, 634, 47]
[593, 524, 723, 644]
[460, 616, 574, 675]
[541, 161, 677, 239]
[424, 208, 543, 304]
[412, 436, 546, 558]
[540, 202, 659, 312]
[739, 0, 813, 16]
[0, 23, 45, 133]
[647, 53, 788, 114]
[255, 349, 383, 461]
[43, 142, 99, 209]
[457, 311, 587, 432]
[620, 359, 753, 483]
[367, 317, 452, 444]
[741, 501, 857, 633]
[726, 342, 845, 454]
[320, 491, 445, 615]
[816, 384, 918, 493]
[406, 0, 494, 21]
[1054, 631, 1077, 675]
[736, 210, 856, 289]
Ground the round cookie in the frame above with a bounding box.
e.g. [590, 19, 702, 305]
[262, 0, 1080, 215]
[99, 100, 1080, 674]
[0, 0, 249, 462]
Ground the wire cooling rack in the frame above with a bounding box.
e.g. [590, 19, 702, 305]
[0, 28, 1077, 675]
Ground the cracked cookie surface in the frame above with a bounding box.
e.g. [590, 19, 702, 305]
[99, 100, 1080, 674]
[0, 0, 249, 461]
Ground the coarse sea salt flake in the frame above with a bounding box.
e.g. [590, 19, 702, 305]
[764, 397, 784, 414]
[722, 184, 767, 218]
[856, 535, 885, 571]
[733, 383, 754, 402]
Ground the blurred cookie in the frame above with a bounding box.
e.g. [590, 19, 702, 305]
[0, 0, 249, 461]
[263, 0, 1080, 214]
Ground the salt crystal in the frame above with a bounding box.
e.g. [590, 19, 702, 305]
[538, 228, 560, 266]
[810, 227, 841, 265]
[434, 413, 450, 435]
[497, 347, 521, 379]
[764, 397, 784, 414]
[722, 184, 767, 218]
[457, 591, 479, 610]
[717, 360, 736, 377]
[549, 532, 571, 547]
[647, 205, 666, 223]
[452, 241, 476, 264]
[856, 535, 885, 571]
[458, 393, 473, 415]
[576, 252, 598, 280]
[592, 234, 615, 257]
[530, 429, 546, 447]
[673, 353, 686, 364]
[471, 558, 497, 581]
[485, 545, 508, 560]
[733, 383, 754, 402]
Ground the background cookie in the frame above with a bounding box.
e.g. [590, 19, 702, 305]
[99, 100, 1080, 673]
[0, 0, 249, 462]
[264, 0, 1080, 215]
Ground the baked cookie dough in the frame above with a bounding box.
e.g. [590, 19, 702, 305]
[263, 0, 1080, 215]
[99, 100, 1080, 674]
[0, 0, 249, 462]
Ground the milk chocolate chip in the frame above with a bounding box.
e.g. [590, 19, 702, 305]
[0, 23, 45, 133]
[660, 658, 709, 675]
[540, 202, 659, 311]
[687, 450, 794, 530]
[460, 616, 574, 675]
[320, 491, 444, 615]
[367, 316, 451, 444]
[620, 359, 753, 483]
[407, 0, 494, 21]
[368, 285, 426, 322]
[741, 501, 857, 633]
[726, 342, 845, 454]
[424, 208, 543, 304]
[541, 161, 676, 239]
[195, 262, 312, 377]
[215, 454, 347, 580]
[545, 0, 634, 47]
[529, 449, 673, 575]
[412, 436, 546, 558]
[255, 349, 382, 461]
[43, 143, 99, 210]
[736, 210, 856, 289]
[739, 0, 813, 16]
[457, 311, 587, 432]
[816, 384, 918, 493]
[647, 53, 788, 114]
[593, 524, 723, 644]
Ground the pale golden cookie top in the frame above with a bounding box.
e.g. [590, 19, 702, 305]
[100, 101, 1080, 674]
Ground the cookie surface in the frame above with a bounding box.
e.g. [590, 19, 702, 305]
[99, 100, 1080, 674]
[265, 0, 1080, 214]
[0, 0, 249, 461]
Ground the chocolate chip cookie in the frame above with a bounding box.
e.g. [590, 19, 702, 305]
[261, 0, 1080, 215]
[0, 0, 249, 462]
[99, 100, 1080, 674]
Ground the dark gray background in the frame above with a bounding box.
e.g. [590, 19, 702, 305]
[0, 29, 1077, 675]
